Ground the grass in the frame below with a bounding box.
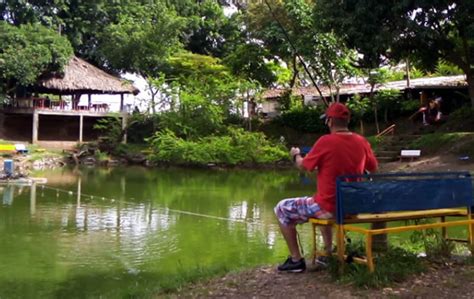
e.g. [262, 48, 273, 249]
[366, 136, 383, 151]
[409, 132, 474, 155]
[156, 264, 231, 294]
[327, 229, 465, 289]
[329, 247, 426, 288]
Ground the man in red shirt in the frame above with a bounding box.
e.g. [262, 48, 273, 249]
[275, 102, 378, 272]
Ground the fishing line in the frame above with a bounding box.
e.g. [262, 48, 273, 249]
[38, 184, 269, 227]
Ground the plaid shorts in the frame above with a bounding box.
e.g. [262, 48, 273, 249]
[274, 196, 333, 226]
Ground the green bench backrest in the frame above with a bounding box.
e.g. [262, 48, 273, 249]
[336, 172, 473, 224]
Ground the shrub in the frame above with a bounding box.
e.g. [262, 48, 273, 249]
[127, 114, 161, 144]
[272, 106, 326, 133]
[147, 127, 288, 166]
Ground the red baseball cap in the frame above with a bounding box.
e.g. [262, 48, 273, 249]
[325, 102, 350, 119]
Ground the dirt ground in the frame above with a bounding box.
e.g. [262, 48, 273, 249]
[169, 262, 474, 298]
[165, 155, 474, 299]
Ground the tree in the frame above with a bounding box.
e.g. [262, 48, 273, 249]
[0, 22, 73, 95]
[246, 0, 358, 102]
[154, 51, 252, 138]
[169, 0, 246, 58]
[346, 94, 370, 135]
[0, 0, 118, 65]
[98, 2, 184, 77]
[316, 0, 474, 108]
[223, 43, 277, 87]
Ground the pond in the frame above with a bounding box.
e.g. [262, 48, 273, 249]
[0, 167, 468, 298]
[0, 166, 315, 298]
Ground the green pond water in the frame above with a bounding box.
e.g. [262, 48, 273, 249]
[0, 167, 316, 298]
[0, 167, 468, 298]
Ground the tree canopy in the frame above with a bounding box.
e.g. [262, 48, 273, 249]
[0, 21, 73, 94]
[316, 0, 474, 107]
[1, 0, 473, 108]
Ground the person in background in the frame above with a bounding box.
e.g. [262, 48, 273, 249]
[274, 102, 378, 272]
[422, 97, 443, 125]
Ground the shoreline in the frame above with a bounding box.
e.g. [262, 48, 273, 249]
[162, 155, 474, 298]
[3, 151, 474, 173]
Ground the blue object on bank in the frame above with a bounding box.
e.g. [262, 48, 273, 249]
[459, 156, 470, 161]
[4, 159, 14, 176]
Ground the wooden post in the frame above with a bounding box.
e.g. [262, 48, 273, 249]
[122, 114, 127, 144]
[120, 94, 124, 112]
[371, 222, 388, 251]
[420, 91, 428, 106]
[77, 177, 81, 208]
[88, 94, 92, 109]
[30, 183, 36, 215]
[79, 115, 83, 143]
[32, 111, 39, 144]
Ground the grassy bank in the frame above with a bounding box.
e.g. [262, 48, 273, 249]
[409, 132, 474, 157]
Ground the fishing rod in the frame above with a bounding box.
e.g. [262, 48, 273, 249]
[263, 0, 329, 107]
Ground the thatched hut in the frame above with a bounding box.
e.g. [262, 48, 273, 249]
[1, 56, 140, 145]
[34, 56, 139, 96]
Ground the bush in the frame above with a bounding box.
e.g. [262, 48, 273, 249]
[127, 114, 161, 144]
[272, 106, 326, 133]
[147, 127, 288, 166]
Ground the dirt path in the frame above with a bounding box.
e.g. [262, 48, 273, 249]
[164, 155, 474, 298]
[168, 262, 474, 298]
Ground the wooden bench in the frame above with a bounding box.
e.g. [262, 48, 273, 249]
[399, 149, 421, 162]
[310, 172, 474, 272]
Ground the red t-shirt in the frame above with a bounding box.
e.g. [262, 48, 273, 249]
[301, 132, 378, 213]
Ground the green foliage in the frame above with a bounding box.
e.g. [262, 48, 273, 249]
[315, 1, 474, 107]
[223, 43, 276, 87]
[433, 60, 464, 77]
[410, 67, 426, 79]
[147, 127, 288, 166]
[329, 243, 425, 288]
[171, 0, 245, 58]
[0, 22, 73, 91]
[409, 132, 468, 154]
[375, 89, 402, 121]
[273, 106, 326, 133]
[347, 94, 371, 119]
[98, 2, 185, 76]
[152, 53, 257, 140]
[94, 150, 110, 163]
[440, 107, 474, 132]
[160, 52, 230, 84]
[93, 117, 123, 152]
[410, 226, 455, 260]
[400, 99, 420, 114]
[159, 90, 225, 139]
[276, 89, 303, 112]
[366, 136, 382, 151]
[127, 114, 161, 144]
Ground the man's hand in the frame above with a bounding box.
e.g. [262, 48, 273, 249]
[290, 147, 301, 158]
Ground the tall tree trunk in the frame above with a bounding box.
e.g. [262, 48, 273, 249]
[370, 84, 380, 134]
[467, 72, 474, 109]
[405, 58, 411, 88]
[289, 55, 298, 88]
[360, 120, 364, 135]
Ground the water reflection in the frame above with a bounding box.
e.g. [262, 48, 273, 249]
[0, 167, 312, 298]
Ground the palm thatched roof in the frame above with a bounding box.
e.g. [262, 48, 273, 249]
[32, 56, 139, 95]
